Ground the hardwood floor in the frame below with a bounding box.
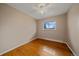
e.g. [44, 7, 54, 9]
[2, 38, 73, 56]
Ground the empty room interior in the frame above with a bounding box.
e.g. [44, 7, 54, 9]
[0, 3, 79, 56]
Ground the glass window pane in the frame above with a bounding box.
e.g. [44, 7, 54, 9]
[44, 21, 56, 29]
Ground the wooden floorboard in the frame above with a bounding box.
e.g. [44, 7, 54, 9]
[2, 38, 73, 56]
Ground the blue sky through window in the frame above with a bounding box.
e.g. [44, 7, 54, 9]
[44, 21, 56, 29]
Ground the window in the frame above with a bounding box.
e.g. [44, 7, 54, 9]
[44, 21, 56, 30]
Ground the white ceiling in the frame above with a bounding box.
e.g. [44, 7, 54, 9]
[7, 3, 72, 19]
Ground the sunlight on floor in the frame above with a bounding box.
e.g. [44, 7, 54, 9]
[39, 46, 56, 56]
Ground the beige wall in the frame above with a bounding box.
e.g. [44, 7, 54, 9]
[0, 4, 36, 54]
[67, 4, 79, 55]
[36, 14, 68, 42]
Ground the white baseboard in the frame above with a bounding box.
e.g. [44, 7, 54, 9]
[0, 36, 76, 56]
[0, 37, 36, 55]
[65, 42, 76, 56]
[37, 37, 65, 43]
